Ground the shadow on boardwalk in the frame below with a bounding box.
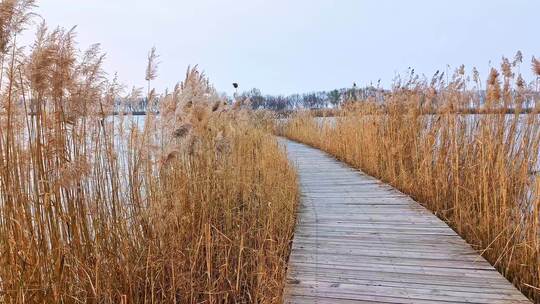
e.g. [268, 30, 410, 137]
[280, 138, 531, 304]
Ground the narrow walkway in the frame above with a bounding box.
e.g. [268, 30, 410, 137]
[281, 139, 530, 304]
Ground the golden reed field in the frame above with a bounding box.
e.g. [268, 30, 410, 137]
[281, 59, 540, 302]
[0, 1, 298, 302]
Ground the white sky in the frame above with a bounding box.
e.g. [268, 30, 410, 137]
[23, 0, 540, 95]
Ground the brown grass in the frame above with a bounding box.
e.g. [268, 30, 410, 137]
[0, 2, 298, 303]
[281, 58, 540, 302]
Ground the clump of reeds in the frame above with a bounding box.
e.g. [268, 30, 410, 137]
[282, 55, 540, 302]
[0, 2, 298, 303]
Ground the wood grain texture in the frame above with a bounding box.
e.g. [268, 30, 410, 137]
[280, 138, 530, 304]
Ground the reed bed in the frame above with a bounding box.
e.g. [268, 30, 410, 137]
[0, 2, 299, 303]
[282, 59, 540, 302]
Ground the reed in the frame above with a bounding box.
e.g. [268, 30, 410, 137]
[282, 58, 540, 302]
[0, 2, 298, 303]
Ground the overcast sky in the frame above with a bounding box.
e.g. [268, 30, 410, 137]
[24, 0, 539, 95]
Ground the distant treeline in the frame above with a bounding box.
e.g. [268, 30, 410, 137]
[97, 87, 384, 114]
[13, 84, 536, 117]
[9, 87, 537, 117]
[237, 87, 539, 114]
[237, 87, 386, 111]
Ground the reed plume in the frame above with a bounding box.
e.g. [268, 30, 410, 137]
[533, 56, 540, 76]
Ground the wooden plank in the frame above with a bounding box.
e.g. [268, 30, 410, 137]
[280, 138, 531, 303]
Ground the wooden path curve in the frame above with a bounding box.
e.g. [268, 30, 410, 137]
[280, 138, 530, 304]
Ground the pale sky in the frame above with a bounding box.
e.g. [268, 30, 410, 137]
[24, 0, 539, 96]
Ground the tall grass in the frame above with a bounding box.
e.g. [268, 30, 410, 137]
[282, 58, 540, 302]
[0, 2, 298, 302]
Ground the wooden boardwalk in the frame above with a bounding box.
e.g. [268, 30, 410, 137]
[280, 139, 530, 304]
